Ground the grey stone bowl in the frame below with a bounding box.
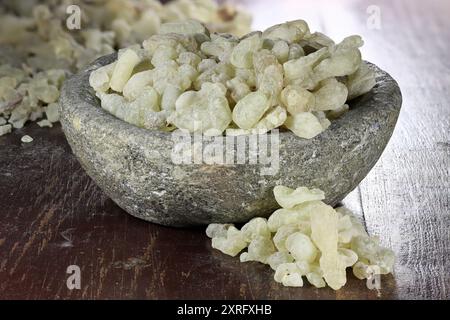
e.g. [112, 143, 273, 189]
[60, 53, 401, 227]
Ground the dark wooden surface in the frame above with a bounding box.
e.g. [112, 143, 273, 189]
[0, 0, 449, 299]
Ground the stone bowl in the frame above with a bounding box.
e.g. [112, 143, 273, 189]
[60, 53, 402, 227]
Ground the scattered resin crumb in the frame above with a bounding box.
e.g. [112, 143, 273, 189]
[207, 185, 395, 290]
[37, 119, 53, 128]
[0, 124, 12, 136]
[21, 135, 33, 143]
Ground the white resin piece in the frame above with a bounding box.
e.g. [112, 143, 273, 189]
[207, 185, 395, 290]
[88, 19, 376, 138]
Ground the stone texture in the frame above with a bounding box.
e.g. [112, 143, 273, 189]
[60, 54, 402, 227]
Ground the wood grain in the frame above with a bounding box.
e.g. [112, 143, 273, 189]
[0, 0, 448, 299]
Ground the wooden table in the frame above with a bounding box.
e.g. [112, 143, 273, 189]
[0, 0, 448, 299]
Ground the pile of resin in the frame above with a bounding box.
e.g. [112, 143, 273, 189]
[0, 0, 251, 136]
[90, 19, 376, 138]
[206, 186, 395, 290]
